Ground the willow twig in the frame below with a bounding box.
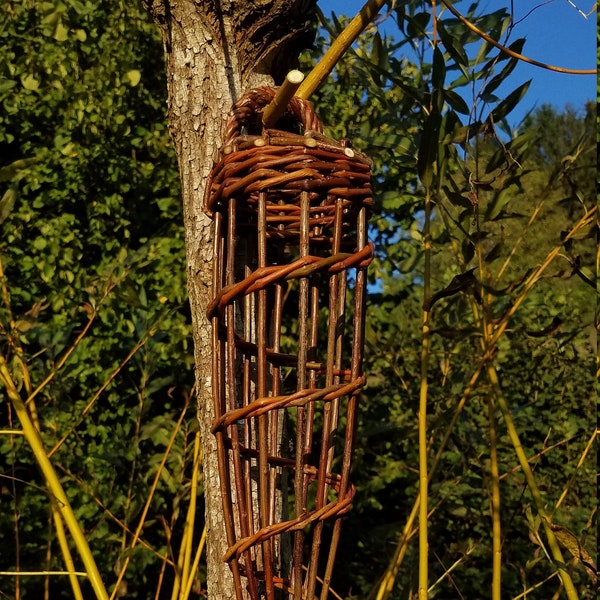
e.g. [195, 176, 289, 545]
[440, 0, 595, 75]
[486, 364, 578, 600]
[488, 397, 502, 600]
[50, 498, 84, 600]
[49, 331, 154, 457]
[262, 70, 304, 128]
[181, 526, 207, 600]
[172, 428, 202, 600]
[0, 356, 109, 600]
[110, 397, 189, 600]
[371, 360, 485, 600]
[296, 0, 388, 100]
[552, 428, 597, 515]
[417, 186, 432, 600]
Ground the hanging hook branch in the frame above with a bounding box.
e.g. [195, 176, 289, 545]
[262, 69, 305, 129]
[296, 0, 388, 100]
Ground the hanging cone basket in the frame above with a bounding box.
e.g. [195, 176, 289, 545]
[204, 86, 373, 600]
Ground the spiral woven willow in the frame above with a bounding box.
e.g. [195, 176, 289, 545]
[204, 86, 373, 599]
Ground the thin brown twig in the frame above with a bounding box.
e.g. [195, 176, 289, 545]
[440, 0, 595, 74]
[48, 332, 154, 458]
[110, 396, 190, 600]
[56, 464, 174, 565]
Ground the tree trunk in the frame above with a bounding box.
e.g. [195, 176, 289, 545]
[142, 1, 316, 596]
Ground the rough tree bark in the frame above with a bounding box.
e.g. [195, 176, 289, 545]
[142, 1, 317, 596]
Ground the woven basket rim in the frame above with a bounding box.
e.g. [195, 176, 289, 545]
[222, 86, 323, 145]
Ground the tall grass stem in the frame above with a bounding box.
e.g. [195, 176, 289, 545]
[0, 356, 109, 600]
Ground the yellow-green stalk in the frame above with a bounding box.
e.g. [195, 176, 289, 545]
[110, 400, 189, 600]
[487, 207, 596, 351]
[172, 430, 202, 600]
[417, 187, 432, 600]
[371, 364, 485, 600]
[488, 398, 502, 600]
[50, 499, 85, 600]
[181, 526, 207, 600]
[553, 429, 597, 515]
[0, 357, 109, 600]
[296, 0, 387, 100]
[485, 364, 578, 600]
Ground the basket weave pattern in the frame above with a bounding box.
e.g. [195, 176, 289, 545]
[204, 87, 372, 599]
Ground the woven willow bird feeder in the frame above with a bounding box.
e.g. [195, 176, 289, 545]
[204, 86, 373, 600]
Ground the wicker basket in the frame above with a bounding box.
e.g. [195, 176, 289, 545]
[204, 86, 373, 600]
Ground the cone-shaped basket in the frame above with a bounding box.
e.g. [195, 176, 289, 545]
[204, 87, 373, 600]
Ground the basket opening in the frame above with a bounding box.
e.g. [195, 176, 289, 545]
[239, 111, 305, 137]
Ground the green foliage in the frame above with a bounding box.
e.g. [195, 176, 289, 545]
[0, 1, 198, 597]
[0, 1, 595, 599]
[305, 3, 595, 599]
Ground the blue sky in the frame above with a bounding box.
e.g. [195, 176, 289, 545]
[317, 0, 596, 126]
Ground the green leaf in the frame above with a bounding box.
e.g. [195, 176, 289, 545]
[126, 69, 141, 87]
[443, 89, 470, 115]
[0, 158, 39, 183]
[485, 187, 512, 220]
[0, 78, 17, 94]
[461, 239, 475, 264]
[425, 268, 479, 310]
[484, 131, 533, 173]
[432, 46, 446, 91]
[489, 80, 531, 123]
[381, 191, 407, 210]
[484, 242, 503, 263]
[370, 134, 413, 155]
[54, 19, 69, 41]
[33, 237, 48, 250]
[437, 21, 469, 67]
[406, 11, 430, 38]
[54, 134, 71, 151]
[418, 108, 441, 188]
[60, 142, 77, 156]
[442, 121, 483, 145]
[443, 188, 472, 209]
[21, 74, 40, 91]
[372, 31, 383, 85]
[481, 40, 525, 97]
[0, 187, 17, 224]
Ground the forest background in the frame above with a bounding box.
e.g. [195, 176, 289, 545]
[0, 0, 596, 599]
